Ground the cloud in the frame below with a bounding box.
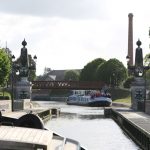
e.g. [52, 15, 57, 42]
[0, 0, 108, 19]
[0, 11, 133, 75]
[0, 0, 150, 76]
[0, 12, 128, 75]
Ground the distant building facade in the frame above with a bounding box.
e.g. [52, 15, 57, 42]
[36, 69, 81, 81]
[33, 69, 81, 100]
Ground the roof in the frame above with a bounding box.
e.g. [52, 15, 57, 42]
[36, 69, 81, 81]
[0, 126, 83, 150]
[0, 126, 52, 149]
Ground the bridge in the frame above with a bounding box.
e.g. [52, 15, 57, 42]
[32, 81, 106, 90]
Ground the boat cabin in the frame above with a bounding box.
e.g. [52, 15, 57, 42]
[0, 125, 83, 150]
[0, 113, 85, 150]
[72, 90, 91, 96]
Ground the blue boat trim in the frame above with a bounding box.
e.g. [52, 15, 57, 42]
[67, 90, 112, 107]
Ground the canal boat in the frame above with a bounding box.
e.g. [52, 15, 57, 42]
[0, 112, 85, 150]
[67, 90, 112, 107]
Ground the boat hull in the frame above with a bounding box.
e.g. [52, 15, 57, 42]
[67, 96, 112, 107]
[88, 100, 111, 107]
[0, 112, 86, 150]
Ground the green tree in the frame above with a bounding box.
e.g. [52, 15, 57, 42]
[123, 76, 134, 88]
[143, 53, 150, 81]
[80, 58, 106, 81]
[14, 54, 36, 81]
[144, 53, 150, 65]
[0, 48, 11, 86]
[28, 55, 36, 81]
[64, 70, 79, 81]
[96, 58, 127, 86]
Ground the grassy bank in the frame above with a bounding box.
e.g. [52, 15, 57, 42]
[0, 91, 11, 100]
[113, 96, 131, 104]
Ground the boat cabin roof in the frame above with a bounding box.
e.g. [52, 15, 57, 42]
[72, 90, 91, 95]
[0, 125, 82, 150]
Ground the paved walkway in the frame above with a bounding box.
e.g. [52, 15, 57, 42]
[112, 102, 131, 107]
[113, 106, 150, 134]
[1, 106, 47, 119]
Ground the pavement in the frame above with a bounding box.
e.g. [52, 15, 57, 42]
[1, 102, 46, 119]
[112, 103, 150, 134]
[112, 102, 131, 108]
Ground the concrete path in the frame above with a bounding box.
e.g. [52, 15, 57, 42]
[1, 106, 48, 119]
[113, 106, 150, 134]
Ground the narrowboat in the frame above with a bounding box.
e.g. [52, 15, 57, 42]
[67, 90, 112, 107]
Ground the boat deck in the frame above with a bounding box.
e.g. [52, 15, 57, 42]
[0, 126, 52, 149]
[0, 125, 82, 150]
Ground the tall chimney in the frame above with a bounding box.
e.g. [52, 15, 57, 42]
[128, 13, 133, 66]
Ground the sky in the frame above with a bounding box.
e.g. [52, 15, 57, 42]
[0, 0, 150, 75]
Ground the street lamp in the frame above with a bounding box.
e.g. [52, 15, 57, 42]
[33, 55, 37, 61]
[126, 55, 134, 76]
[112, 73, 115, 87]
[33, 55, 37, 68]
[11, 55, 15, 112]
[126, 55, 130, 65]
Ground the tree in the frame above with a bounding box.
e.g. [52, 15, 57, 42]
[64, 70, 79, 81]
[143, 53, 150, 81]
[144, 53, 150, 65]
[96, 58, 127, 86]
[80, 58, 106, 81]
[0, 48, 11, 86]
[14, 54, 36, 81]
[123, 76, 134, 88]
[28, 55, 36, 81]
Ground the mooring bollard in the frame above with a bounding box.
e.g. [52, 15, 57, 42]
[104, 108, 112, 118]
[51, 108, 60, 116]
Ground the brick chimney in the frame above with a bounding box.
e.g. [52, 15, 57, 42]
[128, 13, 133, 66]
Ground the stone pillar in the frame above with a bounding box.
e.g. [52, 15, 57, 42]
[145, 81, 150, 114]
[128, 13, 133, 66]
[131, 77, 145, 111]
[15, 77, 32, 100]
[145, 100, 150, 114]
[14, 78, 32, 111]
[11, 39, 36, 111]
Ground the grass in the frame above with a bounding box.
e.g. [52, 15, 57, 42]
[0, 91, 11, 99]
[113, 96, 131, 104]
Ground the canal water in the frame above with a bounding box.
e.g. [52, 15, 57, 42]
[36, 101, 140, 150]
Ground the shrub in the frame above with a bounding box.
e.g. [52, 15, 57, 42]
[0, 96, 10, 100]
[123, 76, 134, 88]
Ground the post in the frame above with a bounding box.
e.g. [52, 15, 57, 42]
[127, 40, 150, 112]
[11, 55, 15, 112]
[11, 71, 14, 111]
[15, 39, 37, 104]
[144, 71, 146, 112]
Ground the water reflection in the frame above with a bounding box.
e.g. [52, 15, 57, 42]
[60, 112, 104, 120]
[36, 101, 139, 150]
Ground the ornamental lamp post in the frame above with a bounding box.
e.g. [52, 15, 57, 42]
[33, 55, 37, 69]
[112, 73, 115, 87]
[33, 55, 37, 61]
[11, 55, 15, 112]
[126, 55, 132, 76]
[126, 55, 130, 65]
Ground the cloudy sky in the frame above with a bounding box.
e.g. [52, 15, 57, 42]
[0, 0, 150, 75]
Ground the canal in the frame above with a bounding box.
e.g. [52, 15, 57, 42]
[36, 101, 140, 150]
